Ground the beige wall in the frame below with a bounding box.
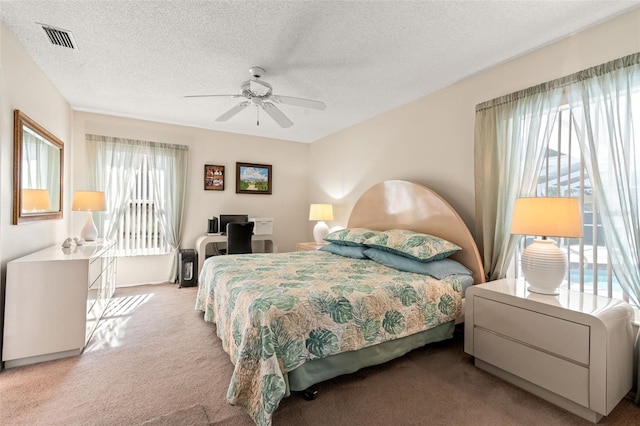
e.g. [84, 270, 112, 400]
[0, 24, 74, 262]
[72, 112, 310, 285]
[0, 23, 74, 364]
[309, 10, 640, 240]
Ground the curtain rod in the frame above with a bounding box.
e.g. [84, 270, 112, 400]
[476, 51, 640, 112]
[86, 133, 188, 150]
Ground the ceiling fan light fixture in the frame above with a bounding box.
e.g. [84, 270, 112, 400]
[189, 66, 324, 128]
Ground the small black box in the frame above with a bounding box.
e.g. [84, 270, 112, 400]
[208, 217, 219, 233]
[178, 249, 198, 288]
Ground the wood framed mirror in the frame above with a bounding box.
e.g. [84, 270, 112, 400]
[13, 110, 64, 224]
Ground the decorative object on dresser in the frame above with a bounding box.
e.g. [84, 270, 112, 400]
[510, 197, 582, 295]
[2, 240, 117, 368]
[464, 279, 634, 422]
[309, 203, 333, 243]
[72, 191, 107, 241]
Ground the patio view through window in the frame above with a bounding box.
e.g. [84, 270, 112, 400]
[516, 104, 635, 308]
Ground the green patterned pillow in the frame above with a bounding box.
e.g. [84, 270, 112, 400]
[363, 229, 461, 262]
[324, 228, 380, 246]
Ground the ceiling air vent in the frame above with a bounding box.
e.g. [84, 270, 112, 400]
[39, 23, 76, 49]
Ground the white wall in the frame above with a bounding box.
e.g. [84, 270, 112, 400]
[72, 112, 310, 285]
[0, 23, 74, 364]
[309, 10, 640, 247]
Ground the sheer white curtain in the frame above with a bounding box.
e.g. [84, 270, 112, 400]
[474, 87, 563, 280]
[86, 134, 189, 282]
[566, 52, 640, 403]
[145, 141, 189, 281]
[86, 135, 144, 240]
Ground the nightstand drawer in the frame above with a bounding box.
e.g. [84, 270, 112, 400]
[474, 328, 589, 407]
[474, 296, 589, 365]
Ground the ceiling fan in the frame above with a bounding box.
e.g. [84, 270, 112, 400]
[185, 67, 326, 128]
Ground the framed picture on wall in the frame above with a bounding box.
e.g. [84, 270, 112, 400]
[204, 164, 225, 191]
[236, 162, 272, 194]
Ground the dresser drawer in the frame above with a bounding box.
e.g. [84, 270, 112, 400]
[474, 328, 589, 406]
[89, 257, 102, 287]
[474, 296, 589, 365]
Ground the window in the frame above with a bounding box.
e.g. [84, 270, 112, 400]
[516, 98, 638, 307]
[87, 134, 188, 262]
[108, 155, 170, 256]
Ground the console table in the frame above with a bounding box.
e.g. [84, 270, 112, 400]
[2, 240, 116, 368]
[195, 234, 277, 278]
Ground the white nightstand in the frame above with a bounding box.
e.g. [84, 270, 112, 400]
[296, 241, 329, 251]
[464, 278, 634, 422]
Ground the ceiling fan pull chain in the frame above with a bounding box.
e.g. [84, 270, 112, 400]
[256, 105, 260, 126]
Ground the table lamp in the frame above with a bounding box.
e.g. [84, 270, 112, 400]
[21, 189, 51, 212]
[510, 197, 582, 295]
[72, 191, 106, 241]
[309, 203, 333, 243]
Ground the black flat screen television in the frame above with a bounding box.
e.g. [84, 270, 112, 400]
[219, 214, 249, 235]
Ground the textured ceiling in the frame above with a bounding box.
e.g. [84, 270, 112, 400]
[1, 1, 639, 143]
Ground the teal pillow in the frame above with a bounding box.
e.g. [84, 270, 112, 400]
[319, 243, 368, 259]
[363, 248, 471, 279]
[363, 229, 461, 262]
[324, 228, 380, 247]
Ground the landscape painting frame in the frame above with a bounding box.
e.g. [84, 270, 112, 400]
[236, 162, 272, 195]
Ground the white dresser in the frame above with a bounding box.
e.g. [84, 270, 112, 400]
[464, 279, 634, 422]
[2, 240, 116, 368]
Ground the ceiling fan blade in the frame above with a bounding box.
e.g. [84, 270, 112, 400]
[216, 101, 250, 122]
[184, 94, 239, 98]
[270, 95, 326, 110]
[262, 102, 293, 128]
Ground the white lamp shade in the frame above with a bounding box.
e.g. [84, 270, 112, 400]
[21, 189, 51, 211]
[309, 204, 334, 221]
[72, 191, 106, 211]
[511, 197, 582, 238]
[511, 197, 582, 295]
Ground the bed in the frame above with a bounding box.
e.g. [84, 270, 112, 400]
[196, 180, 485, 425]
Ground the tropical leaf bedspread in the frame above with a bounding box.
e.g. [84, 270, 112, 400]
[195, 250, 464, 425]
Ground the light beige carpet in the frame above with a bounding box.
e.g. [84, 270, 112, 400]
[139, 404, 210, 425]
[1, 283, 639, 425]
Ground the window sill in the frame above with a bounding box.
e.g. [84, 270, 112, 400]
[115, 250, 171, 258]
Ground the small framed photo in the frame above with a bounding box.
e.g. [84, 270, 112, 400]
[236, 162, 272, 195]
[204, 164, 225, 191]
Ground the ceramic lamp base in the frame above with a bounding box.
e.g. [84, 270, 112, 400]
[521, 238, 566, 295]
[313, 221, 329, 244]
[81, 211, 98, 241]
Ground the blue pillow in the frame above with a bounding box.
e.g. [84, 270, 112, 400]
[363, 248, 472, 279]
[320, 243, 368, 259]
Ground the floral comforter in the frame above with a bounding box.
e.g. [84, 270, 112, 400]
[195, 250, 464, 425]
